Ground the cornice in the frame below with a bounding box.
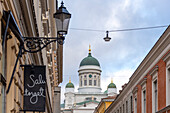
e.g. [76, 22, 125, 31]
[132, 87, 138, 94]
[162, 51, 170, 69]
[140, 78, 147, 86]
[162, 51, 170, 62]
[149, 65, 158, 76]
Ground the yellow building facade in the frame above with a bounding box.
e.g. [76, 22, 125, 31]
[94, 96, 117, 113]
[0, 0, 63, 113]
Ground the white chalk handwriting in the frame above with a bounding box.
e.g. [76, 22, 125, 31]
[24, 87, 45, 104]
[27, 74, 46, 88]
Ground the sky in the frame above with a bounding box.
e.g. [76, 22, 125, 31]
[59, 0, 170, 103]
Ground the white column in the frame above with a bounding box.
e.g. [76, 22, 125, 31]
[53, 86, 61, 113]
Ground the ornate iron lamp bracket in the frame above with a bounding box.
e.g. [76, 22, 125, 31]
[23, 37, 64, 53]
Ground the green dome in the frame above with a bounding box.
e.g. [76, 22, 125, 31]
[104, 90, 108, 94]
[66, 82, 74, 88]
[80, 53, 100, 67]
[108, 83, 116, 88]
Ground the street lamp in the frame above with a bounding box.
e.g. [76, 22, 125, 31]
[3, 1, 71, 94]
[104, 31, 111, 42]
[54, 1, 71, 39]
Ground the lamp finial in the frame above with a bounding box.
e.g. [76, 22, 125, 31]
[61, 1, 64, 6]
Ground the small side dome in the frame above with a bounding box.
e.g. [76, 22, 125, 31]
[108, 79, 116, 88]
[108, 83, 116, 88]
[104, 90, 108, 94]
[66, 79, 74, 88]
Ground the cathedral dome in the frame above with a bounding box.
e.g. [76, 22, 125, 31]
[80, 46, 100, 67]
[108, 79, 116, 88]
[66, 79, 74, 88]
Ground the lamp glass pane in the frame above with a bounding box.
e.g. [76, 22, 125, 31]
[55, 16, 70, 35]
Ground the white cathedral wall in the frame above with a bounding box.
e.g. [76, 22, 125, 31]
[78, 87, 101, 93]
[65, 92, 75, 109]
[108, 88, 117, 95]
[73, 109, 94, 113]
[74, 93, 107, 104]
[65, 88, 74, 93]
[78, 68, 101, 91]
[78, 65, 101, 72]
[79, 73, 101, 88]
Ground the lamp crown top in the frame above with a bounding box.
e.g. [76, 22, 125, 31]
[61, 1, 64, 6]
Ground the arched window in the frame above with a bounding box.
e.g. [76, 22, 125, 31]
[84, 79, 87, 86]
[94, 80, 96, 86]
[89, 80, 92, 85]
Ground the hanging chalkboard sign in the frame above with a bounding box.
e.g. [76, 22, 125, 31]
[23, 65, 46, 112]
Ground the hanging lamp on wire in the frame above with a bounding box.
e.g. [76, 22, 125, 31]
[70, 25, 169, 42]
[103, 31, 111, 42]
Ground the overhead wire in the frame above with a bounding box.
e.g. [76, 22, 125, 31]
[70, 24, 169, 33]
[109, 25, 168, 32]
[70, 28, 105, 32]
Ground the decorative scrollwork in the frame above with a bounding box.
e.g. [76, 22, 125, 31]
[23, 37, 64, 53]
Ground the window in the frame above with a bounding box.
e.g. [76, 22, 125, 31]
[86, 97, 91, 100]
[120, 107, 122, 113]
[94, 80, 96, 86]
[89, 80, 92, 85]
[84, 80, 87, 86]
[142, 90, 146, 113]
[130, 96, 133, 113]
[84, 75, 86, 78]
[151, 66, 158, 113]
[167, 68, 170, 105]
[141, 78, 147, 113]
[80, 76, 82, 86]
[84, 103, 86, 107]
[80, 80, 82, 86]
[154, 80, 158, 112]
[126, 101, 128, 113]
[85, 97, 96, 101]
[123, 104, 125, 113]
[134, 98, 137, 113]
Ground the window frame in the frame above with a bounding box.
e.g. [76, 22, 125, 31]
[150, 66, 158, 113]
[141, 78, 147, 113]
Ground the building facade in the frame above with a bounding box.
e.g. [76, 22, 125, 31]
[61, 47, 117, 113]
[0, 0, 63, 113]
[105, 26, 170, 113]
[94, 95, 117, 113]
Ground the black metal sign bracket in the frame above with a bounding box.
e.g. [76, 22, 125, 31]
[2, 10, 62, 94]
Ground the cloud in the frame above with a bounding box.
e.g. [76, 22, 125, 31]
[60, 0, 170, 103]
[101, 69, 134, 92]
